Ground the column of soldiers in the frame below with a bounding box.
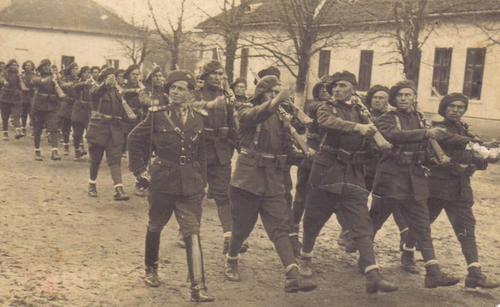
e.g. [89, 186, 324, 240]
[1, 57, 499, 303]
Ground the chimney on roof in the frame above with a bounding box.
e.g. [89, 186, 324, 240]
[0, 0, 12, 13]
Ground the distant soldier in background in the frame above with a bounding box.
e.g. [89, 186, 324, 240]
[193, 61, 237, 254]
[71, 66, 93, 161]
[90, 66, 100, 83]
[20, 60, 36, 135]
[0, 59, 25, 140]
[86, 67, 130, 201]
[31, 59, 63, 161]
[426, 93, 498, 289]
[230, 77, 247, 107]
[121, 64, 144, 157]
[115, 69, 126, 87]
[58, 62, 79, 155]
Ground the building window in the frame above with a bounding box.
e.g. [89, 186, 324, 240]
[240, 48, 249, 79]
[106, 59, 120, 69]
[431, 48, 452, 96]
[61, 55, 75, 71]
[212, 48, 219, 61]
[317, 49, 331, 78]
[463, 48, 486, 100]
[358, 50, 374, 91]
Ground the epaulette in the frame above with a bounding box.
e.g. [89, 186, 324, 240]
[149, 105, 168, 112]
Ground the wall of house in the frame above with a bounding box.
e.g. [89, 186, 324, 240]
[0, 26, 134, 70]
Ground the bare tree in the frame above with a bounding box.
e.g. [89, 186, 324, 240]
[116, 21, 152, 66]
[195, 0, 252, 83]
[242, 0, 340, 108]
[148, 0, 187, 70]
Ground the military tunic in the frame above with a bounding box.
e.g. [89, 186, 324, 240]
[0, 72, 23, 131]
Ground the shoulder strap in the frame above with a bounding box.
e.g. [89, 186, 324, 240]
[162, 109, 183, 138]
[393, 113, 402, 130]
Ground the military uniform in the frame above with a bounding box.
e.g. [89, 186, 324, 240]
[31, 59, 62, 159]
[71, 68, 92, 159]
[128, 70, 214, 302]
[373, 80, 460, 288]
[20, 61, 36, 133]
[427, 93, 498, 289]
[0, 60, 23, 139]
[59, 69, 79, 154]
[86, 68, 129, 200]
[225, 76, 316, 293]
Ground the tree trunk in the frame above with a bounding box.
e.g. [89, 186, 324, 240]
[294, 41, 313, 110]
[224, 33, 239, 84]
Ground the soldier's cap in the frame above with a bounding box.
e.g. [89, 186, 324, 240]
[200, 60, 223, 80]
[124, 64, 140, 80]
[312, 75, 333, 100]
[438, 92, 469, 117]
[22, 60, 35, 71]
[230, 77, 247, 91]
[37, 59, 51, 72]
[254, 66, 281, 85]
[144, 66, 162, 86]
[90, 66, 100, 72]
[365, 85, 390, 108]
[164, 70, 196, 92]
[97, 66, 116, 83]
[78, 66, 90, 78]
[389, 80, 417, 106]
[5, 59, 19, 70]
[326, 71, 357, 94]
[64, 62, 79, 76]
[250, 75, 281, 104]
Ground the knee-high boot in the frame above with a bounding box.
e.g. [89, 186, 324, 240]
[185, 234, 215, 303]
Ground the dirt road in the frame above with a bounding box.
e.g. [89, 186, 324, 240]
[0, 137, 499, 306]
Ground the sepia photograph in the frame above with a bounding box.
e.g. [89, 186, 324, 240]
[0, 0, 499, 306]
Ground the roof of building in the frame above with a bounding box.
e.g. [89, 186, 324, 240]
[0, 0, 138, 37]
[197, 0, 500, 29]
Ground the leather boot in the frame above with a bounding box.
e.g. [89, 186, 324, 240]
[74, 148, 83, 161]
[224, 255, 241, 281]
[2, 131, 8, 141]
[63, 143, 70, 155]
[465, 266, 499, 289]
[424, 263, 460, 288]
[88, 182, 97, 197]
[34, 149, 43, 161]
[284, 264, 317, 293]
[144, 231, 161, 287]
[299, 254, 313, 278]
[185, 235, 215, 302]
[113, 185, 130, 201]
[15, 128, 24, 139]
[80, 145, 87, 156]
[365, 268, 398, 293]
[290, 235, 303, 259]
[134, 181, 147, 197]
[401, 251, 419, 274]
[51, 149, 61, 160]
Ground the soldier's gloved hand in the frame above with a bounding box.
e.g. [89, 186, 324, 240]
[426, 127, 447, 140]
[354, 123, 377, 137]
[136, 171, 151, 189]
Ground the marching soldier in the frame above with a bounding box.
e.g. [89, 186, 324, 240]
[58, 62, 79, 155]
[224, 75, 316, 293]
[301, 71, 397, 293]
[0, 59, 25, 140]
[21, 60, 36, 135]
[366, 85, 412, 258]
[71, 66, 93, 160]
[193, 61, 237, 253]
[31, 59, 63, 161]
[425, 93, 498, 289]
[121, 64, 144, 157]
[128, 70, 215, 302]
[86, 67, 130, 201]
[374, 80, 460, 288]
[90, 66, 100, 82]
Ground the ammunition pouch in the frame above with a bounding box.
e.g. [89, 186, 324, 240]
[240, 148, 287, 170]
[320, 145, 370, 164]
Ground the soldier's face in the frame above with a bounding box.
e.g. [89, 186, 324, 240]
[169, 81, 191, 105]
[395, 88, 416, 112]
[71, 66, 79, 77]
[445, 101, 466, 121]
[195, 79, 204, 90]
[318, 86, 330, 101]
[233, 83, 246, 96]
[41, 65, 51, 74]
[371, 91, 389, 112]
[263, 85, 281, 101]
[24, 63, 34, 71]
[91, 69, 100, 79]
[331, 81, 353, 102]
[206, 69, 224, 88]
[152, 72, 163, 87]
[129, 69, 140, 84]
